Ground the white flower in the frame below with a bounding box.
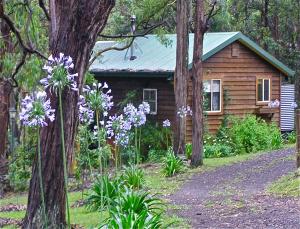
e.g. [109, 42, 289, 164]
[177, 106, 192, 118]
[291, 102, 298, 109]
[268, 99, 280, 108]
[162, 119, 171, 127]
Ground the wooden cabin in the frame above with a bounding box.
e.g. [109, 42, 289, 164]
[90, 32, 295, 142]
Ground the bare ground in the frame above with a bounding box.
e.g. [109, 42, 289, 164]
[170, 148, 300, 229]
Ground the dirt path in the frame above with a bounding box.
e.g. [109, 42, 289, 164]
[170, 148, 300, 229]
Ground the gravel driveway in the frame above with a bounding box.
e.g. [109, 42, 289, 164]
[170, 148, 300, 229]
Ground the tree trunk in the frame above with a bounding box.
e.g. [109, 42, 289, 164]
[0, 3, 13, 196]
[191, 0, 205, 167]
[173, 0, 189, 155]
[23, 1, 115, 228]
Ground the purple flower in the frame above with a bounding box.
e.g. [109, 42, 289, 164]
[83, 82, 113, 116]
[123, 102, 149, 127]
[177, 106, 192, 118]
[20, 91, 55, 127]
[106, 114, 131, 146]
[40, 53, 78, 93]
[268, 99, 280, 108]
[291, 102, 298, 109]
[163, 119, 171, 127]
[78, 95, 94, 124]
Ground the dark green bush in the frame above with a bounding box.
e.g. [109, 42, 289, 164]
[287, 131, 296, 144]
[162, 150, 184, 177]
[204, 144, 234, 158]
[229, 115, 282, 153]
[100, 189, 164, 228]
[185, 143, 192, 160]
[86, 175, 122, 211]
[121, 164, 144, 189]
[148, 149, 168, 162]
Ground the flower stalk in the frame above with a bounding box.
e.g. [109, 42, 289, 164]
[58, 88, 71, 229]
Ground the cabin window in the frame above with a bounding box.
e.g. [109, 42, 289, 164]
[204, 80, 221, 112]
[143, 89, 157, 115]
[257, 78, 270, 102]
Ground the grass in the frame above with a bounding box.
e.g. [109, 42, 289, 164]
[267, 172, 300, 197]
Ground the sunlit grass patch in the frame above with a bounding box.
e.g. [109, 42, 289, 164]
[267, 172, 300, 197]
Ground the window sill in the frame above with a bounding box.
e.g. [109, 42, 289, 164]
[205, 111, 223, 116]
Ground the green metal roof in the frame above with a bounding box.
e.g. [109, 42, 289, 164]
[90, 32, 295, 77]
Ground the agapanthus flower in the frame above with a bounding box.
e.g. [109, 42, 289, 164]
[177, 106, 192, 118]
[163, 119, 171, 127]
[106, 114, 131, 146]
[20, 91, 55, 127]
[123, 102, 150, 127]
[40, 53, 78, 93]
[83, 82, 113, 117]
[78, 95, 94, 124]
[268, 99, 280, 108]
[291, 102, 298, 109]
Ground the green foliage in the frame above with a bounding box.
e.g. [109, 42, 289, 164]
[287, 131, 296, 144]
[229, 115, 283, 153]
[86, 175, 123, 211]
[8, 144, 34, 191]
[267, 172, 300, 197]
[147, 149, 168, 163]
[121, 164, 145, 189]
[162, 150, 184, 177]
[101, 188, 164, 229]
[204, 144, 234, 158]
[185, 143, 192, 160]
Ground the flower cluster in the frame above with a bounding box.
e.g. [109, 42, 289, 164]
[20, 91, 55, 127]
[40, 53, 78, 92]
[106, 114, 132, 146]
[291, 102, 298, 109]
[268, 99, 280, 108]
[123, 102, 150, 127]
[83, 82, 113, 117]
[162, 119, 171, 127]
[177, 106, 192, 118]
[78, 95, 94, 124]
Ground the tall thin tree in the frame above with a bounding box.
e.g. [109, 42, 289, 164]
[190, 0, 217, 166]
[173, 0, 190, 155]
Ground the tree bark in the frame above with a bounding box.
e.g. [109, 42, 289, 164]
[173, 0, 189, 155]
[23, 1, 115, 228]
[0, 2, 13, 196]
[191, 0, 205, 167]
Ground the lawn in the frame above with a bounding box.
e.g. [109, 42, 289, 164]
[0, 149, 277, 228]
[267, 171, 300, 197]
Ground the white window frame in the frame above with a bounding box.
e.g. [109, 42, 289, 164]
[143, 89, 157, 115]
[257, 78, 271, 103]
[204, 79, 222, 113]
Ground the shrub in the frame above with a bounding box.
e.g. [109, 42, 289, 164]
[86, 175, 122, 211]
[148, 149, 168, 162]
[204, 144, 234, 158]
[229, 115, 282, 154]
[185, 143, 192, 160]
[287, 131, 296, 144]
[121, 164, 144, 189]
[162, 150, 183, 177]
[100, 189, 164, 228]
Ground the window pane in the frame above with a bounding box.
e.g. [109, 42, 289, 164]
[212, 80, 220, 92]
[212, 92, 220, 111]
[149, 90, 156, 100]
[204, 92, 211, 111]
[144, 91, 150, 100]
[149, 101, 156, 113]
[204, 80, 211, 92]
[264, 79, 270, 101]
[257, 79, 263, 101]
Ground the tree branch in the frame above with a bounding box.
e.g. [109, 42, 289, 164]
[90, 21, 165, 66]
[38, 0, 50, 21]
[204, 0, 218, 30]
[99, 21, 165, 39]
[0, 13, 47, 60]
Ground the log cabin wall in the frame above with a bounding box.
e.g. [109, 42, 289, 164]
[186, 41, 282, 142]
[95, 76, 176, 126]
